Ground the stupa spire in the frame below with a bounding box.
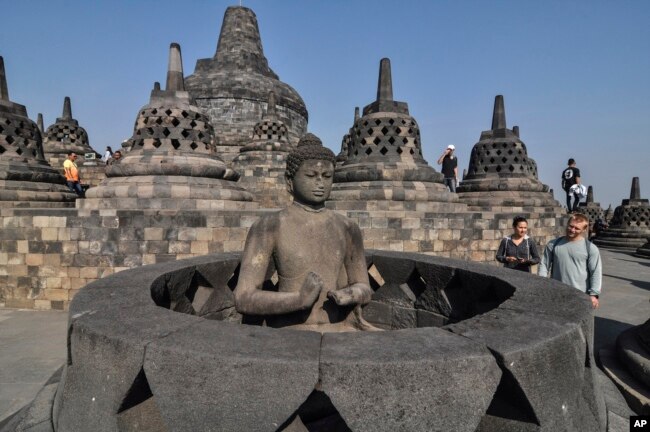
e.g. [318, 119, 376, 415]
[586, 185, 594, 203]
[62, 97, 72, 120]
[166, 43, 185, 92]
[377, 58, 393, 102]
[630, 177, 641, 200]
[354, 107, 360, 121]
[491, 95, 506, 130]
[213, 6, 270, 75]
[0, 56, 9, 101]
[37, 113, 44, 133]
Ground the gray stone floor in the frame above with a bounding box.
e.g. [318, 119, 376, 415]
[0, 249, 647, 425]
[0, 309, 67, 422]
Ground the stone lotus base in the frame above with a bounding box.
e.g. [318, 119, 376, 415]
[3, 251, 608, 431]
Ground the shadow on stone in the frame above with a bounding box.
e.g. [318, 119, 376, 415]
[117, 369, 168, 432]
[276, 390, 352, 432]
[481, 366, 540, 427]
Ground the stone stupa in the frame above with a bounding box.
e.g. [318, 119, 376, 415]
[329, 58, 460, 212]
[335, 107, 358, 167]
[0, 56, 77, 207]
[230, 91, 293, 207]
[81, 43, 256, 210]
[578, 186, 605, 225]
[457, 96, 561, 210]
[185, 6, 308, 161]
[42, 96, 100, 167]
[594, 177, 650, 251]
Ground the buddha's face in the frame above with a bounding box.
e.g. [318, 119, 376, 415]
[288, 159, 334, 206]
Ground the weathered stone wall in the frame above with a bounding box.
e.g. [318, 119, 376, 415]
[0, 208, 265, 309]
[0, 206, 565, 310]
[196, 98, 307, 160]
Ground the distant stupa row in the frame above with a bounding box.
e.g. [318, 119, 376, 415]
[81, 44, 256, 211]
[0, 5, 567, 219]
[0, 56, 77, 207]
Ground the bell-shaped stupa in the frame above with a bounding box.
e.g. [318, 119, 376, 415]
[335, 107, 358, 167]
[231, 91, 293, 207]
[0, 56, 77, 207]
[594, 177, 650, 251]
[42, 97, 99, 167]
[185, 6, 307, 161]
[329, 58, 459, 210]
[457, 96, 561, 210]
[81, 43, 255, 210]
[577, 185, 604, 226]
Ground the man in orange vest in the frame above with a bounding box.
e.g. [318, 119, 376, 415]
[63, 152, 84, 197]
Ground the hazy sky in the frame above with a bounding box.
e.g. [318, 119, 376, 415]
[2, 0, 648, 209]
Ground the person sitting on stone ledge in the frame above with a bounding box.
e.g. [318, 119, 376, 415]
[107, 150, 122, 165]
[234, 133, 377, 332]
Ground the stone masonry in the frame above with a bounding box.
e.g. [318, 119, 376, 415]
[457, 95, 562, 210]
[81, 43, 257, 211]
[185, 6, 308, 161]
[0, 56, 77, 208]
[230, 91, 293, 208]
[578, 185, 605, 225]
[594, 177, 650, 251]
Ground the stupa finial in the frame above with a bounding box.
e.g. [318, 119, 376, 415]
[153, 82, 161, 91]
[37, 113, 44, 132]
[491, 95, 506, 130]
[0, 56, 9, 101]
[513, 125, 520, 137]
[630, 177, 641, 200]
[586, 185, 594, 203]
[354, 107, 360, 121]
[377, 58, 393, 102]
[166, 43, 185, 92]
[62, 97, 72, 120]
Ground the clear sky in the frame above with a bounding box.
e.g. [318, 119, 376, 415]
[2, 0, 648, 209]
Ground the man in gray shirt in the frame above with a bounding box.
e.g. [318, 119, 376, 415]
[539, 213, 602, 309]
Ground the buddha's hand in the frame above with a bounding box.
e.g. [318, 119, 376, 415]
[299, 272, 323, 309]
[327, 288, 355, 306]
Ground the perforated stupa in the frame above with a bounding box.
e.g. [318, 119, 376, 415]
[81, 43, 255, 210]
[0, 56, 77, 207]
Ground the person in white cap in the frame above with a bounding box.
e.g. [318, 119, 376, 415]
[437, 144, 458, 192]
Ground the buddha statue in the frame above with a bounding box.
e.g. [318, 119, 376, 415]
[234, 133, 377, 332]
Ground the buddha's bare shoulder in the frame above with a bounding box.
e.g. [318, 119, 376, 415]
[248, 210, 282, 234]
[328, 210, 363, 233]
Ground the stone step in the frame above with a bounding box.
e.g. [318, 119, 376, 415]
[600, 348, 650, 415]
[617, 325, 650, 388]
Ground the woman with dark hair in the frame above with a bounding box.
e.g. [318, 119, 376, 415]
[496, 216, 540, 272]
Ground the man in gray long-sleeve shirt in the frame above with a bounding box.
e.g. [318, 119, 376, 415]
[539, 213, 602, 309]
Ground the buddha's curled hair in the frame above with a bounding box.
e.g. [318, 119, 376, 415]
[285, 133, 336, 179]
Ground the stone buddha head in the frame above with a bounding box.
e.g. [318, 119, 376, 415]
[285, 133, 336, 208]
